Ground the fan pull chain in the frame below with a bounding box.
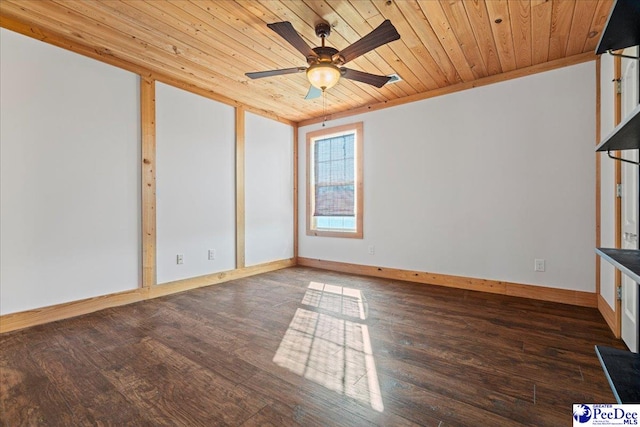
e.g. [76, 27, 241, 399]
[322, 89, 327, 127]
[320, 19, 327, 130]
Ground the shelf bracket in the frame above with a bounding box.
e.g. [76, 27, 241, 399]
[607, 150, 640, 166]
[606, 50, 640, 60]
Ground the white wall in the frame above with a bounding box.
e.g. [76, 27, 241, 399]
[600, 54, 617, 308]
[0, 29, 141, 315]
[299, 62, 596, 292]
[245, 112, 294, 266]
[156, 82, 235, 284]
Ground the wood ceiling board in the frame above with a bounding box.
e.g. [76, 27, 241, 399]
[508, 0, 533, 69]
[565, 0, 598, 56]
[199, 0, 364, 108]
[370, 0, 447, 88]
[463, 0, 503, 77]
[417, 0, 477, 82]
[337, 0, 434, 93]
[394, 0, 461, 85]
[67, 1, 265, 85]
[531, 0, 553, 65]
[0, 0, 614, 123]
[547, 0, 576, 61]
[206, 0, 317, 65]
[439, 0, 489, 79]
[485, 0, 517, 73]
[140, 0, 326, 106]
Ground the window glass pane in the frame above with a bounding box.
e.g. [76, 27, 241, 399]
[315, 142, 330, 163]
[315, 216, 354, 231]
[344, 217, 355, 229]
[313, 133, 355, 218]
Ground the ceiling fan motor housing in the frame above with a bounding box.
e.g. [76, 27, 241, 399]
[309, 46, 340, 65]
[315, 22, 332, 39]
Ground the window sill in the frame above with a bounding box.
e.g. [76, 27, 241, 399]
[307, 229, 363, 239]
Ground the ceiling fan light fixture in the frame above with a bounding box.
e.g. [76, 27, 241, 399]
[306, 63, 341, 90]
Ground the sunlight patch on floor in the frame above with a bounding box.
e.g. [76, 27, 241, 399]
[302, 281, 366, 320]
[273, 282, 383, 412]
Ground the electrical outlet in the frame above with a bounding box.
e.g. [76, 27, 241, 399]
[534, 258, 545, 272]
[177, 254, 184, 265]
[368, 245, 375, 255]
[208, 249, 215, 260]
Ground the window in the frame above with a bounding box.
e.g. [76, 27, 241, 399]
[306, 122, 363, 238]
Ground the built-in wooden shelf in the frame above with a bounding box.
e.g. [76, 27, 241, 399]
[596, 248, 640, 283]
[595, 345, 640, 403]
[596, 104, 640, 152]
[596, 0, 640, 55]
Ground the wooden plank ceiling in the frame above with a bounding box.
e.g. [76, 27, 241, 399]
[0, 0, 613, 124]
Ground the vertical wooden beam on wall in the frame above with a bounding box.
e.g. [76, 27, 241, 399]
[614, 53, 622, 337]
[236, 107, 246, 269]
[293, 125, 299, 261]
[595, 57, 601, 297]
[141, 77, 157, 290]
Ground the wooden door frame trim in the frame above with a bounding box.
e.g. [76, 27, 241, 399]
[141, 77, 157, 291]
[614, 54, 623, 337]
[293, 125, 299, 261]
[236, 107, 246, 269]
[596, 56, 602, 301]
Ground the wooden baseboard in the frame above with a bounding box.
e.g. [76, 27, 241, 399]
[297, 258, 597, 308]
[0, 289, 146, 334]
[598, 294, 620, 338]
[0, 258, 295, 334]
[149, 258, 295, 298]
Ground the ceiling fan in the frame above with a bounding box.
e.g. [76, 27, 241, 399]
[246, 19, 401, 99]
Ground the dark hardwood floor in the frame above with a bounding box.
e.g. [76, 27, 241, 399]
[0, 267, 624, 426]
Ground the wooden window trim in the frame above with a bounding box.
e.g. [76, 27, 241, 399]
[306, 122, 363, 239]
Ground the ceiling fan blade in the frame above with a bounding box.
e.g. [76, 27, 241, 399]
[267, 21, 318, 59]
[305, 85, 322, 100]
[341, 68, 391, 88]
[245, 67, 306, 79]
[334, 20, 400, 64]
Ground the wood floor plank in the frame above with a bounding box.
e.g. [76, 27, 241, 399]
[0, 266, 624, 426]
[0, 335, 75, 426]
[376, 372, 529, 427]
